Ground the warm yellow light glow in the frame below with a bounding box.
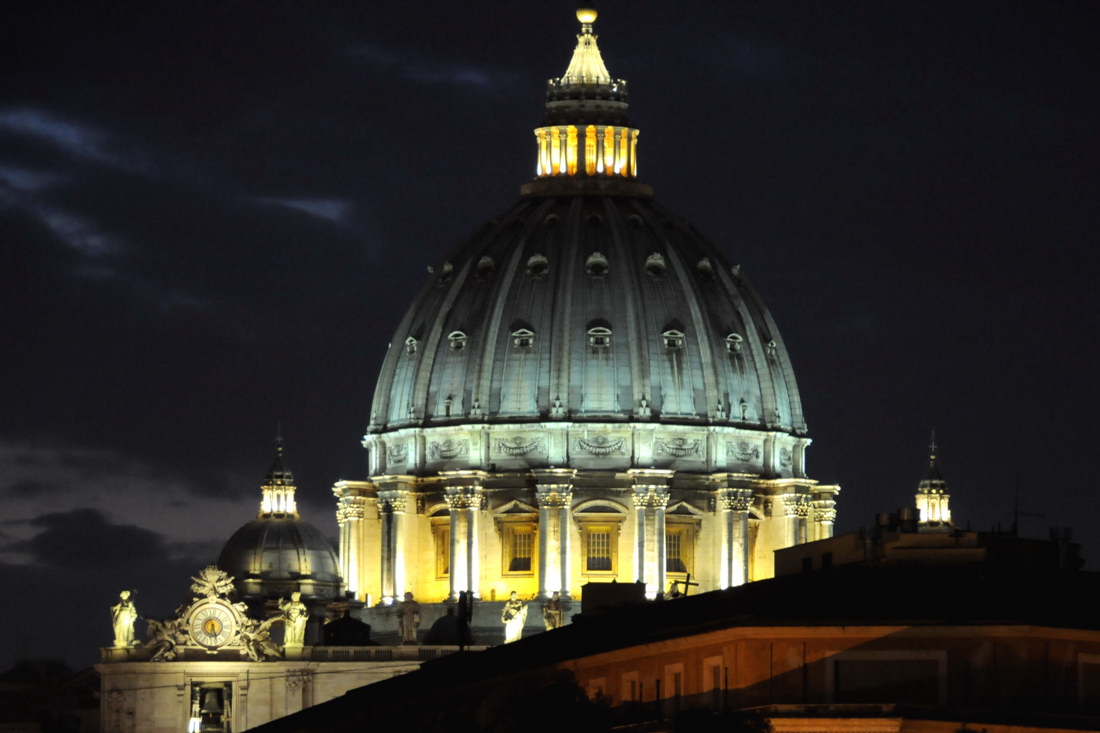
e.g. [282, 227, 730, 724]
[576, 7, 598, 24]
[533, 124, 639, 180]
[566, 125, 578, 175]
[584, 126, 597, 176]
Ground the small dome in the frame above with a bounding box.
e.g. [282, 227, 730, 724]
[218, 517, 341, 598]
[217, 442, 341, 601]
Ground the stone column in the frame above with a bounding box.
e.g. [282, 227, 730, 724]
[628, 469, 673, 599]
[794, 494, 810, 544]
[717, 486, 753, 588]
[442, 471, 487, 601]
[812, 486, 839, 541]
[378, 489, 411, 605]
[336, 495, 366, 597]
[534, 469, 577, 599]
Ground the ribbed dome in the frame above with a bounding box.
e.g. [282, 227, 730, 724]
[340, 9, 838, 605]
[368, 194, 806, 438]
[218, 443, 341, 601]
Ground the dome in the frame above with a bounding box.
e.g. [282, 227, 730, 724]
[368, 195, 806, 440]
[340, 9, 838, 607]
[218, 443, 341, 602]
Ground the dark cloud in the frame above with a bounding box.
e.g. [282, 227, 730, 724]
[18, 509, 168, 569]
[3, 479, 54, 498]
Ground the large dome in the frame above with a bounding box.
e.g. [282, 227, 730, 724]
[368, 194, 806, 439]
[339, 8, 838, 608]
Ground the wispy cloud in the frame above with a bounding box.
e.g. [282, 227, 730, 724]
[0, 107, 121, 168]
[0, 164, 67, 192]
[257, 196, 353, 223]
[346, 40, 506, 89]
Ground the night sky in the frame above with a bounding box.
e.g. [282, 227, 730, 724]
[2, 1, 1097, 671]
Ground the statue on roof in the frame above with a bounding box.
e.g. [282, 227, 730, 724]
[111, 590, 139, 648]
[279, 592, 309, 647]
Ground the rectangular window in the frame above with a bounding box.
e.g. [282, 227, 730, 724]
[665, 523, 694, 575]
[507, 527, 534, 573]
[586, 529, 612, 571]
[433, 524, 450, 577]
[666, 531, 685, 573]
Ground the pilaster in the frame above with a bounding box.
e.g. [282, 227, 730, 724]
[628, 468, 673, 599]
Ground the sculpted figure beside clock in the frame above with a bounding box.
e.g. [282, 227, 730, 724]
[279, 592, 309, 646]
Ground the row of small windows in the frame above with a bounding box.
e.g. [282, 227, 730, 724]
[434, 254, 731, 281]
[404, 331, 774, 355]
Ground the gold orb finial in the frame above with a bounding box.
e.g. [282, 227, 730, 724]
[577, 7, 598, 25]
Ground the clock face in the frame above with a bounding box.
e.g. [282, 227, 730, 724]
[189, 603, 236, 649]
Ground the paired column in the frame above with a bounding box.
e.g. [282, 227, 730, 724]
[812, 486, 839, 541]
[629, 469, 673, 600]
[442, 471, 486, 601]
[336, 495, 366, 597]
[378, 488, 412, 605]
[717, 486, 754, 588]
[534, 469, 576, 599]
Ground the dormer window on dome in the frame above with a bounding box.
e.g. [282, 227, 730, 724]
[588, 325, 612, 348]
[726, 333, 744, 354]
[512, 328, 535, 348]
[663, 329, 685, 351]
[449, 331, 467, 351]
[586, 251, 609, 278]
[645, 252, 666, 278]
[405, 336, 418, 355]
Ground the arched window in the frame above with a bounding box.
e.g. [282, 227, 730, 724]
[448, 331, 467, 351]
[725, 333, 743, 354]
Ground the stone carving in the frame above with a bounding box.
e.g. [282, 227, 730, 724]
[190, 566, 235, 599]
[536, 486, 573, 508]
[632, 486, 670, 509]
[145, 614, 187, 661]
[397, 592, 421, 644]
[576, 434, 625, 456]
[494, 436, 543, 456]
[779, 446, 793, 467]
[501, 591, 528, 643]
[794, 495, 810, 517]
[655, 437, 701, 458]
[469, 398, 483, 418]
[387, 443, 408, 463]
[444, 487, 484, 511]
[239, 616, 282, 662]
[550, 396, 567, 418]
[429, 439, 469, 460]
[717, 488, 753, 512]
[279, 592, 309, 647]
[284, 671, 310, 690]
[337, 497, 366, 522]
[635, 395, 652, 419]
[380, 491, 409, 513]
[728, 441, 761, 462]
[111, 590, 139, 648]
